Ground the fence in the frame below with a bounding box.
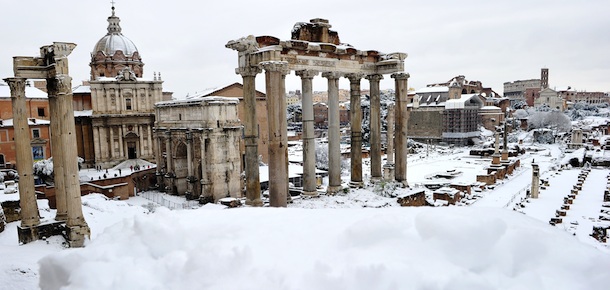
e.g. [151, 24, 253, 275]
[139, 191, 199, 210]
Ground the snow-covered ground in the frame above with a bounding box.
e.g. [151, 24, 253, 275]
[1, 143, 610, 289]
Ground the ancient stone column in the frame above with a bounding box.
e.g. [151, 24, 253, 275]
[392, 73, 410, 187]
[347, 73, 364, 188]
[384, 104, 395, 181]
[262, 61, 289, 207]
[323, 71, 343, 195]
[492, 130, 501, 165]
[367, 74, 383, 181]
[186, 131, 193, 195]
[164, 130, 173, 194]
[531, 162, 540, 198]
[47, 78, 67, 221]
[4, 77, 40, 228]
[200, 135, 209, 198]
[501, 119, 509, 161]
[296, 70, 318, 196]
[56, 75, 90, 247]
[238, 66, 263, 206]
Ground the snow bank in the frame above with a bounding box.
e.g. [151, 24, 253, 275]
[39, 207, 610, 290]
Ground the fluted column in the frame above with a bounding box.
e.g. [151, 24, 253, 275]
[262, 61, 289, 207]
[47, 78, 67, 220]
[323, 71, 343, 194]
[384, 104, 395, 181]
[4, 77, 40, 228]
[295, 70, 318, 196]
[186, 131, 193, 195]
[56, 74, 90, 246]
[237, 66, 263, 206]
[392, 73, 409, 186]
[367, 74, 383, 181]
[347, 73, 364, 188]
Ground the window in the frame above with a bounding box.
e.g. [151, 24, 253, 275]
[37, 107, 45, 117]
[32, 146, 44, 160]
[32, 128, 40, 139]
[126, 98, 132, 110]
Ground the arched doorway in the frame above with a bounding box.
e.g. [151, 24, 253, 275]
[124, 132, 139, 159]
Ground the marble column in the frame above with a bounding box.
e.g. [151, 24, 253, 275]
[118, 125, 124, 158]
[4, 77, 40, 228]
[200, 135, 209, 198]
[56, 75, 90, 247]
[186, 131, 193, 195]
[384, 104, 395, 181]
[492, 130, 501, 165]
[147, 125, 153, 158]
[262, 61, 289, 207]
[47, 78, 67, 221]
[238, 66, 263, 206]
[501, 119, 509, 161]
[531, 162, 540, 198]
[392, 73, 410, 187]
[323, 71, 343, 194]
[164, 131, 173, 194]
[109, 126, 114, 159]
[347, 73, 364, 188]
[93, 127, 101, 167]
[367, 74, 383, 181]
[296, 70, 318, 196]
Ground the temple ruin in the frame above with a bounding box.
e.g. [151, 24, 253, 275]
[5, 42, 90, 247]
[227, 18, 408, 207]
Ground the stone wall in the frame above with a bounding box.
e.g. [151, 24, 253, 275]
[397, 190, 429, 207]
[407, 109, 443, 141]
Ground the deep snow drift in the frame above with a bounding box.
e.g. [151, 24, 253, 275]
[38, 204, 610, 290]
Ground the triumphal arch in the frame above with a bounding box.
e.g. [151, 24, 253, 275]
[5, 43, 90, 247]
[227, 18, 409, 207]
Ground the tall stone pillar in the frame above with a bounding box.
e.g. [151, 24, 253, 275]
[200, 135, 209, 199]
[384, 104, 395, 181]
[347, 73, 364, 188]
[238, 67, 263, 206]
[323, 71, 343, 194]
[47, 78, 67, 221]
[186, 131, 194, 196]
[56, 75, 90, 247]
[109, 126, 114, 159]
[262, 61, 289, 207]
[5, 77, 40, 228]
[392, 73, 410, 187]
[531, 162, 540, 198]
[164, 131, 174, 194]
[146, 125, 153, 158]
[93, 127, 101, 168]
[492, 130, 501, 165]
[501, 119, 509, 161]
[296, 70, 318, 196]
[367, 74, 383, 181]
[118, 125, 124, 158]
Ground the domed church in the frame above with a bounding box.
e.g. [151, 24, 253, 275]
[88, 5, 168, 167]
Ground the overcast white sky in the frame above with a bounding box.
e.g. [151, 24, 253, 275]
[2, 0, 609, 98]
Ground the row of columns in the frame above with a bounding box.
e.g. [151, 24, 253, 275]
[5, 75, 90, 246]
[238, 61, 410, 207]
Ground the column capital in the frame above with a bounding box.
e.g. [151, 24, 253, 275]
[260, 61, 289, 75]
[295, 70, 319, 80]
[50, 75, 73, 95]
[322, 71, 343, 80]
[346, 73, 365, 83]
[365, 74, 384, 82]
[236, 66, 261, 77]
[3, 77, 27, 97]
[391, 72, 410, 80]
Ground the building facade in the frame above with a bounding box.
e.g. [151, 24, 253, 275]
[154, 97, 242, 201]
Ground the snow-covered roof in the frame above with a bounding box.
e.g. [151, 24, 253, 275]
[72, 85, 91, 94]
[0, 85, 47, 99]
[445, 94, 482, 109]
[480, 106, 501, 110]
[0, 118, 50, 127]
[416, 86, 449, 94]
[156, 96, 239, 107]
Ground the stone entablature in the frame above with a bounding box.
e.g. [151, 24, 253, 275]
[154, 97, 242, 202]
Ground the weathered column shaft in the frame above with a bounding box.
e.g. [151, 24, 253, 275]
[47, 78, 67, 221]
[5, 77, 40, 227]
[531, 163, 540, 198]
[186, 131, 193, 194]
[387, 104, 395, 164]
[93, 127, 101, 166]
[296, 70, 318, 196]
[56, 75, 89, 231]
[347, 73, 364, 187]
[263, 61, 289, 207]
[392, 73, 410, 186]
[165, 131, 173, 173]
[323, 71, 343, 194]
[200, 135, 208, 197]
[368, 74, 383, 180]
[239, 67, 263, 206]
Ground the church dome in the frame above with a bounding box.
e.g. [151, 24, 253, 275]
[92, 6, 139, 57]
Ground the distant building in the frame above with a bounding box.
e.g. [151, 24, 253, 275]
[503, 68, 547, 106]
[0, 84, 51, 168]
[313, 102, 328, 128]
[535, 88, 564, 111]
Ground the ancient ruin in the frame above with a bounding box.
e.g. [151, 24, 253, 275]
[227, 18, 408, 206]
[154, 96, 242, 202]
[5, 42, 90, 247]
